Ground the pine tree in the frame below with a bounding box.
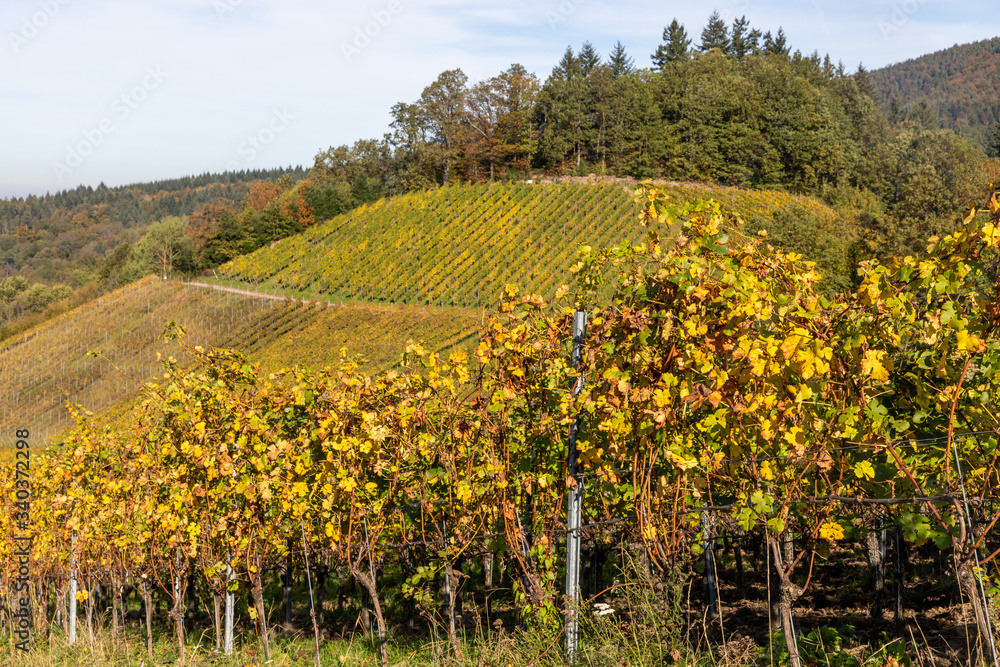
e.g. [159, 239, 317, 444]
[609, 41, 635, 78]
[700, 11, 730, 53]
[822, 54, 834, 79]
[910, 99, 938, 131]
[887, 94, 905, 125]
[579, 41, 601, 75]
[730, 16, 752, 58]
[854, 64, 878, 101]
[763, 27, 789, 56]
[652, 19, 691, 69]
[535, 47, 587, 171]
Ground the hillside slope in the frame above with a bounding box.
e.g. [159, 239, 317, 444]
[870, 37, 1000, 149]
[0, 276, 479, 449]
[3, 181, 854, 449]
[218, 181, 856, 301]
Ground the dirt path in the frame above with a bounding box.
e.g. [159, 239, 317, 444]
[186, 280, 326, 305]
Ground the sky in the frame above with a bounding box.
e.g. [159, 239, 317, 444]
[1, 0, 998, 200]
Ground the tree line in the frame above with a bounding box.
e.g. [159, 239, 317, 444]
[0, 168, 307, 342]
[308, 13, 996, 266]
[3, 15, 998, 343]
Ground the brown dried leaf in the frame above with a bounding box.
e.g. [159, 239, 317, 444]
[815, 450, 834, 473]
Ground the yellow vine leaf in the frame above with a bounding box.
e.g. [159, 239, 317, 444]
[819, 521, 844, 540]
[861, 349, 889, 382]
[854, 460, 876, 480]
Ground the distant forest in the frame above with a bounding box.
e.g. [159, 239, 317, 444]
[869, 37, 1000, 154]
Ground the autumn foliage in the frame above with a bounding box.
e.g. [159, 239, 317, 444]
[4, 185, 1000, 661]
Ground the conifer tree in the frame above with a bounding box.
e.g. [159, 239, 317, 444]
[579, 41, 601, 75]
[652, 19, 691, 69]
[730, 16, 752, 58]
[854, 64, 878, 101]
[910, 99, 938, 131]
[989, 122, 1000, 158]
[535, 47, 587, 171]
[609, 41, 635, 78]
[763, 27, 790, 56]
[887, 94, 905, 125]
[822, 54, 834, 79]
[700, 11, 730, 53]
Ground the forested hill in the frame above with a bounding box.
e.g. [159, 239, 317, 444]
[0, 166, 304, 341]
[869, 37, 1000, 152]
[0, 167, 306, 283]
[0, 166, 307, 235]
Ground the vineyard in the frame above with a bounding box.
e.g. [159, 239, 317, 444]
[0, 276, 480, 451]
[217, 181, 857, 305]
[2, 184, 1000, 666]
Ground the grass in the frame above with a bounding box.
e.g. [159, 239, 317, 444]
[0, 566, 701, 667]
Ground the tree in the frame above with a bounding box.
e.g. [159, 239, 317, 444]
[652, 19, 691, 69]
[608, 41, 634, 78]
[886, 94, 905, 125]
[465, 76, 505, 181]
[854, 64, 878, 101]
[387, 102, 437, 192]
[822, 54, 835, 79]
[494, 64, 541, 174]
[133, 217, 192, 278]
[699, 11, 730, 53]
[910, 99, 938, 131]
[988, 122, 1000, 158]
[763, 27, 790, 56]
[97, 243, 134, 286]
[730, 16, 754, 58]
[418, 69, 469, 185]
[535, 47, 587, 171]
[351, 172, 381, 203]
[466, 64, 541, 179]
[578, 41, 601, 75]
[302, 179, 353, 221]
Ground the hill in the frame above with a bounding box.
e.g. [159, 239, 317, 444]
[1, 180, 854, 449]
[0, 275, 479, 449]
[217, 180, 858, 302]
[0, 167, 315, 347]
[870, 37, 1000, 149]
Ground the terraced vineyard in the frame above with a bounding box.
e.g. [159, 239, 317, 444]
[1, 181, 850, 450]
[217, 181, 856, 305]
[0, 276, 479, 449]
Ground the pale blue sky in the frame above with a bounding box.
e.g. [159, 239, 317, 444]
[1, 0, 997, 199]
